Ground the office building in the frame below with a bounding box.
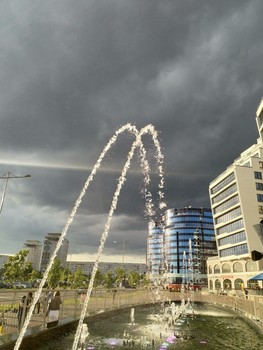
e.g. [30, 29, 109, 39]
[208, 97, 263, 291]
[67, 261, 146, 275]
[41, 233, 69, 271]
[147, 207, 217, 284]
[24, 240, 42, 271]
[0, 254, 11, 269]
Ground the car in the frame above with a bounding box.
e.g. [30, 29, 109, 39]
[12, 282, 27, 289]
[0, 282, 10, 289]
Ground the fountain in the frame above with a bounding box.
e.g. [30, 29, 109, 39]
[12, 124, 263, 350]
[14, 124, 166, 350]
[130, 308, 135, 326]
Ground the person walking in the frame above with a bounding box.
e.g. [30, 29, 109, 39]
[17, 292, 33, 330]
[46, 291, 62, 328]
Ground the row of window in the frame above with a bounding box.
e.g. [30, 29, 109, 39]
[219, 243, 248, 257]
[212, 184, 237, 204]
[209, 260, 257, 274]
[217, 219, 243, 235]
[215, 206, 242, 225]
[166, 216, 213, 224]
[210, 172, 235, 195]
[218, 231, 246, 246]
[213, 194, 239, 215]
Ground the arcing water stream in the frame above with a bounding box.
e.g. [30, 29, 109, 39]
[14, 124, 166, 350]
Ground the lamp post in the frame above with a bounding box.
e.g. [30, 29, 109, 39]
[0, 172, 31, 213]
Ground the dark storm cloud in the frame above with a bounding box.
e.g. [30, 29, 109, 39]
[0, 0, 263, 261]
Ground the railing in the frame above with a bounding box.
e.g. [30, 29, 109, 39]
[0, 288, 263, 343]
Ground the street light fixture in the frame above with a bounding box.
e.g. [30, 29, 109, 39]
[0, 172, 31, 213]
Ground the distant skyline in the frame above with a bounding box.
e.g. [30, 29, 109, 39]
[0, 0, 263, 263]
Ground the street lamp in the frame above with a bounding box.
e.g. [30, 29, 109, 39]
[0, 172, 31, 213]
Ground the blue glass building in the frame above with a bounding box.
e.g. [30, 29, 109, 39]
[147, 207, 216, 285]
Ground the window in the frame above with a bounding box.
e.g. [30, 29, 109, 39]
[215, 279, 221, 290]
[254, 171, 262, 179]
[218, 231, 246, 246]
[222, 263, 231, 273]
[257, 194, 263, 202]
[215, 207, 242, 224]
[258, 206, 263, 214]
[219, 243, 248, 257]
[259, 161, 263, 169]
[210, 173, 235, 195]
[214, 264, 220, 274]
[256, 182, 263, 191]
[233, 262, 243, 272]
[212, 184, 237, 204]
[245, 260, 257, 272]
[217, 219, 243, 235]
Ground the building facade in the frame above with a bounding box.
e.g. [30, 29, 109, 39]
[67, 261, 146, 275]
[147, 207, 217, 285]
[0, 254, 11, 269]
[40, 233, 69, 271]
[208, 97, 263, 292]
[147, 220, 164, 279]
[24, 240, 42, 271]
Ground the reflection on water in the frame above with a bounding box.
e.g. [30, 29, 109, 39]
[35, 303, 263, 350]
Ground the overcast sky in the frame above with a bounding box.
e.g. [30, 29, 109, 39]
[0, 0, 262, 264]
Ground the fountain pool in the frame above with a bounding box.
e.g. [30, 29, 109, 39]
[13, 302, 263, 350]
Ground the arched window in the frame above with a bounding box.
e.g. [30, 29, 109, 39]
[234, 278, 244, 290]
[233, 262, 243, 272]
[208, 266, 212, 274]
[223, 279, 232, 290]
[215, 279, 221, 290]
[214, 264, 220, 274]
[222, 263, 231, 273]
[246, 260, 257, 272]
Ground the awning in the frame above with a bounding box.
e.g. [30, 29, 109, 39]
[248, 273, 263, 280]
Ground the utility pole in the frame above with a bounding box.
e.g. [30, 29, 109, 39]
[0, 172, 31, 213]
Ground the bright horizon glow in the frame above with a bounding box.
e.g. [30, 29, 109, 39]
[68, 253, 146, 264]
[0, 157, 208, 177]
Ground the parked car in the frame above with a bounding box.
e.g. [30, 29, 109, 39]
[12, 282, 27, 289]
[0, 281, 10, 289]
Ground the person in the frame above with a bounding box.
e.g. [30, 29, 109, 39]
[46, 291, 62, 328]
[80, 291, 86, 308]
[17, 292, 32, 330]
[244, 288, 249, 299]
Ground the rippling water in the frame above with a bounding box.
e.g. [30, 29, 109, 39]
[33, 303, 263, 350]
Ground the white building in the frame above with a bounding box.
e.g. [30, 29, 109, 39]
[41, 233, 69, 271]
[24, 240, 42, 271]
[0, 254, 12, 269]
[67, 260, 146, 275]
[208, 97, 263, 292]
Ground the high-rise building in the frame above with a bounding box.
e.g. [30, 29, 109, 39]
[147, 220, 164, 279]
[147, 207, 216, 285]
[0, 254, 12, 269]
[24, 240, 42, 271]
[40, 233, 69, 272]
[208, 97, 263, 292]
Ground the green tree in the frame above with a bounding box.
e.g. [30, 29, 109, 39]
[70, 266, 86, 289]
[47, 257, 63, 289]
[115, 267, 126, 287]
[103, 271, 115, 289]
[3, 249, 31, 282]
[128, 270, 141, 288]
[93, 269, 104, 288]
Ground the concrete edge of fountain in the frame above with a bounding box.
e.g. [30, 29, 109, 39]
[1, 300, 262, 350]
[207, 301, 263, 336]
